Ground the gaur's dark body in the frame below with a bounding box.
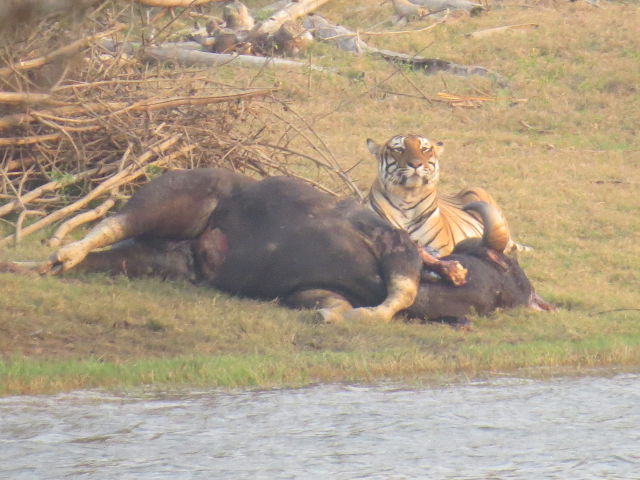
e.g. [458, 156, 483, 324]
[199, 177, 394, 306]
[61, 168, 545, 325]
[408, 244, 538, 324]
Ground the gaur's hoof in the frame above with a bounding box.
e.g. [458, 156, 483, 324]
[44, 245, 87, 274]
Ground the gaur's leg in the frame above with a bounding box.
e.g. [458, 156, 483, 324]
[45, 168, 252, 273]
[46, 214, 135, 273]
[74, 238, 198, 282]
[337, 200, 422, 323]
[283, 289, 354, 324]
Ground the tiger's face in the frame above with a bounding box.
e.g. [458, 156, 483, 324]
[367, 134, 444, 191]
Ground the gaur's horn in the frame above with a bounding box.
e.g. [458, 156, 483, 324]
[463, 201, 510, 252]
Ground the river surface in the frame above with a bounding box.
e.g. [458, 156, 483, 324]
[1, 373, 639, 479]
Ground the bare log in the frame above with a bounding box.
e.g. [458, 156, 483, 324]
[372, 48, 507, 85]
[46, 197, 116, 248]
[140, 44, 327, 71]
[252, 0, 333, 36]
[304, 15, 505, 84]
[133, 0, 224, 6]
[465, 23, 539, 39]
[0, 24, 126, 78]
[411, 0, 483, 13]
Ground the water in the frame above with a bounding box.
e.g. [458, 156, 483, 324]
[1, 374, 639, 479]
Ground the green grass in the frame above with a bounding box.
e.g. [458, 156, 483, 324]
[1, 0, 639, 395]
[3, 312, 640, 395]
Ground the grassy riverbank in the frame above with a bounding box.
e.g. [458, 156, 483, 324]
[1, 0, 639, 395]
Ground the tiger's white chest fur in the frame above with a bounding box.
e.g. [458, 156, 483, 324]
[368, 180, 484, 256]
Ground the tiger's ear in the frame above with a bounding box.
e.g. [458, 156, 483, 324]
[434, 141, 444, 156]
[366, 138, 380, 156]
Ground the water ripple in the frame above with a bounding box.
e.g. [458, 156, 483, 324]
[1, 374, 639, 479]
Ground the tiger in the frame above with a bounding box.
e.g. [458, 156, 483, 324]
[365, 133, 529, 257]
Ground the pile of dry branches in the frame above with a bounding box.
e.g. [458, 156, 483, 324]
[0, 1, 359, 248]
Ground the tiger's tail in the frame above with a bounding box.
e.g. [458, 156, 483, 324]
[462, 201, 511, 253]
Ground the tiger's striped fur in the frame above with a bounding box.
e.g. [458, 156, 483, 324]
[366, 134, 526, 257]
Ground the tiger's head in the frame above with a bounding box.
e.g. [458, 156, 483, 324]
[367, 134, 444, 192]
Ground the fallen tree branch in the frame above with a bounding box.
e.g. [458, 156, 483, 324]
[133, 0, 224, 6]
[0, 167, 101, 218]
[379, 88, 527, 107]
[304, 15, 505, 84]
[372, 48, 507, 85]
[253, 0, 333, 37]
[0, 132, 63, 147]
[0, 24, 126, 78]
[0, 89, 277, 130]
[0, 136, 183, 247]
[14, 210, 46, 245]
[0, 92, 65, 106]
[411, 0, 483, 13]
[141, 44, 327, 71]
[465, 23, 539, 39]
[323, 12, 449, 39]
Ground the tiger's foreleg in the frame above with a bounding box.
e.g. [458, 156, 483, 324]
[418, 247, 468, 287]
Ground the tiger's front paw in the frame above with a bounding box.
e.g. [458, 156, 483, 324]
[437, 260, 468, 287]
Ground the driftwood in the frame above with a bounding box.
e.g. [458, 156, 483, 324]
[304, 15, 506, 84]
[303, 15, 368, 54]
[252, 0, 333, 37]
[410, 0, 483, 13]
[102, 39, 327, 71]
[372, 49, 507, 85]
[133, 0, 224, 6]
[465, 23, 539, 39]
[142, 44, 323, 70]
